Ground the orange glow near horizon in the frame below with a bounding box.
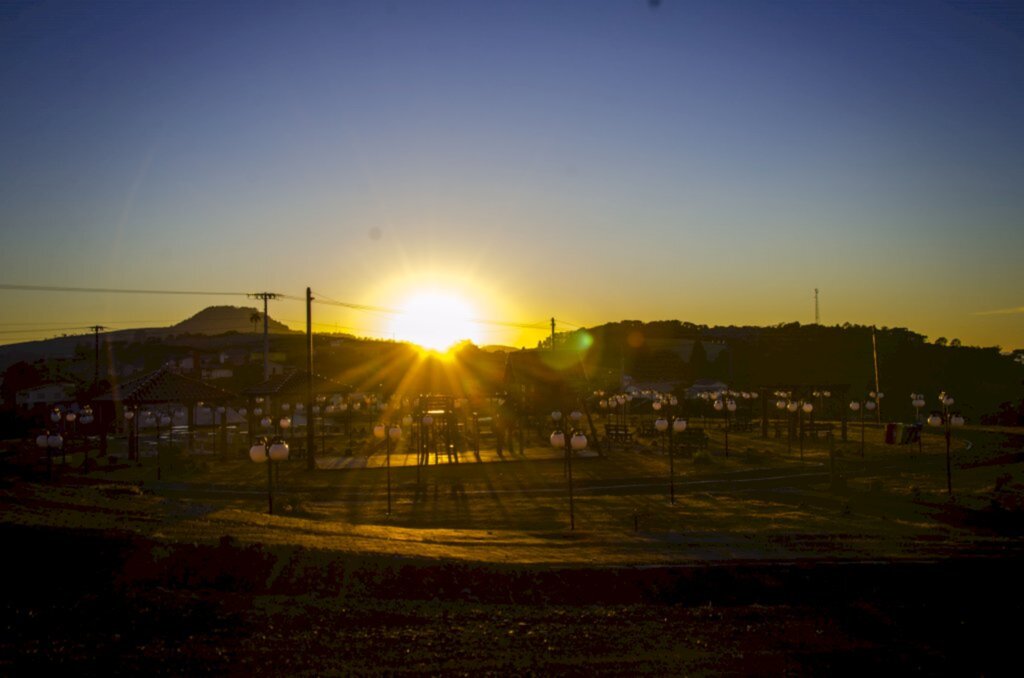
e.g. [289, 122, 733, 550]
[390, 291, 481, 353]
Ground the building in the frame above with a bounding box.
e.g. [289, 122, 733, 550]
[15, 382, 76, 410]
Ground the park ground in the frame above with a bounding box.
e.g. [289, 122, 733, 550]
[3, 421, 1024, 674]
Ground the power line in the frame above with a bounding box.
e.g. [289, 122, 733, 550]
[0, 326, 100, 335]
[0, 283, 249, 296]
[2, 281, 554, 341]
[311, 291, 401, 315]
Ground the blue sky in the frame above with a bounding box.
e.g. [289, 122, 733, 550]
[2, 0, 1023, 348]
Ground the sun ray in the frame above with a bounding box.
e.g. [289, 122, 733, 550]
[391, 290, 480, 353]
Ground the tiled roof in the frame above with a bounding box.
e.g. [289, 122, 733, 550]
[96, 367, 238, 404]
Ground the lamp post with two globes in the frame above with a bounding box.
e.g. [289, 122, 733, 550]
[654, 416, 687, 505]
[35, 431, 62, 479]
[910, 393, 926, 423]
[713, 398, 737, 457]
[249, 437, 289, 515]
[869, 390, 885, 424]
[927, 392, 965, 496]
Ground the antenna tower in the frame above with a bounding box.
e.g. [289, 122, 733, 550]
[814, 288, 820, 324]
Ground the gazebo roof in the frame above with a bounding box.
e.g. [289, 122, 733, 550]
[96, 367, 238, 404]
[241, 369, 349, 399]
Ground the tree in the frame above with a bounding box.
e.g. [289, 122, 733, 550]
[935, 337, 948, 347]
[950, 338, 962, 347]
[689, 339, 708, 379]
[250, 311, 261, 333]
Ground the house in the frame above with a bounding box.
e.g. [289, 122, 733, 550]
[15, 382, 76, 410]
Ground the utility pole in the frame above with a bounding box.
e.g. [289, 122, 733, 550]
[89, 325, 107, 386]
[306, 287, 315, 471]
[814, 288, 819, 325]
[248, 292, 278, 380]
[872, 327, 882, 423]
[550, 317, 556, 350]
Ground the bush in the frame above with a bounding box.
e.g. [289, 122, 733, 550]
[693, 450, 712, 465]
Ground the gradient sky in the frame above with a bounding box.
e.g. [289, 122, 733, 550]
[2, 0, 1023, 349]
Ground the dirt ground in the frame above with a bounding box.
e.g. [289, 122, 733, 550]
[2, 522, 1022, 676]
[3, 424, 1024, 674]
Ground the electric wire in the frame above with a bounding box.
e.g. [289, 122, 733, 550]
[0, 283, 249, 296]
[1, 281, 564, 342]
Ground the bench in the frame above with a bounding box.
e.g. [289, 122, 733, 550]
[604, 423, 634, 444]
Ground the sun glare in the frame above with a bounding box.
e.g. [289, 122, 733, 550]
[393, 291, 479, 352]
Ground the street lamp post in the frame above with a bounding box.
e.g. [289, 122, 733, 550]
[774, 397, 786, 443]
[124, 408, 137, 463]
[551, 410, 565, 475]
[36, 431, 61, 479]
[786, 400, 798, 455]
[799, 401, 813, 462]
[50, 407, 64, 462]
[928, 392, 965, 496]
[848, 397, 876, 457]
[249, 436, 289, 514]
[374, 422, 402, 515]
[421, 413, 434, 466]
[869, 390, 885, 424]
[64, 410, 80, 471]
[550, 411, 585, 531]
[713, 398, 737, 457]
[157, 412, 171, 479]
[655, 416, 687, 505]
[812, 390, 831, 420]
[911, 393, 926, 454]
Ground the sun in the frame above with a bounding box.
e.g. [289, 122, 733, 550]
[392, 291, 480, 352]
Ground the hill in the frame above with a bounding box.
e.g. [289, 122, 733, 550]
[171, 306, 294, 335]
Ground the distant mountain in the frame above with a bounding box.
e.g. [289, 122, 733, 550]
[171, 306, 294, 335]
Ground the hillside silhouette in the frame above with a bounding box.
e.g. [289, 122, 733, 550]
[172, 306, 294, 335]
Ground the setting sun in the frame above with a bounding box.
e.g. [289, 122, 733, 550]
[391, 291, 480, 352]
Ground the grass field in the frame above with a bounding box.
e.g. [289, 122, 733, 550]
[5, 421, 1023, 561]
[3, 421, 1023, 673]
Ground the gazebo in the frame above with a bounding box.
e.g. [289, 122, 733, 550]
[95, 366, 238, 461]
[241, 369, 350, 469]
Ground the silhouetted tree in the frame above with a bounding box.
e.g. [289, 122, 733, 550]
[689, 339, 708, 379]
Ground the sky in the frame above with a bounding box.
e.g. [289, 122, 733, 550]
[2, 0, 1023, 350]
